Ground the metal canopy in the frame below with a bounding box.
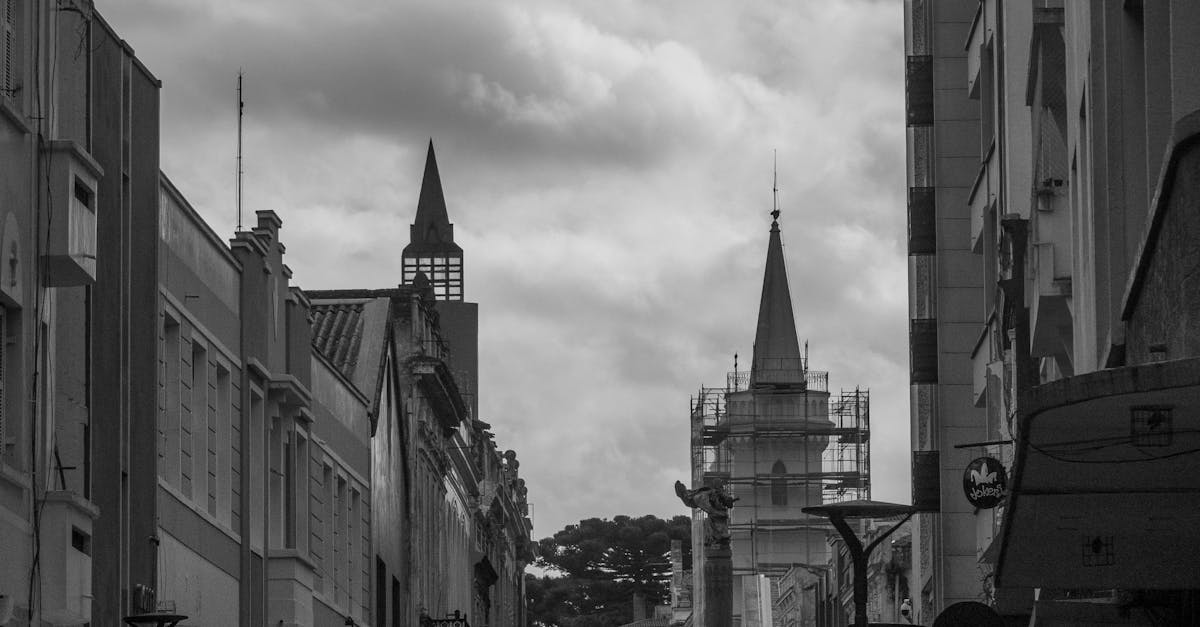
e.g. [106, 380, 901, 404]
[803, 500, 915, 519]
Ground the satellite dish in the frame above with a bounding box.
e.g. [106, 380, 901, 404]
[933, 601, 1003, 627]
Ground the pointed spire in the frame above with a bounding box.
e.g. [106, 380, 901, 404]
[407, 139, 461, 252]
[750, 212, 805, 387]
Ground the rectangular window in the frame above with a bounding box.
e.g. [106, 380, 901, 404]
[190, 340, 212, 512]
[335, 475, 347, 606]
[230, 369, 243, 532]
[910, 319, 939, 384]
[348, 486, 359, 613]
[180, 337, 195, 499]
[907, 187, 936, 255]
[249, 390, 266, 552]
[392, 576, 401, 627]
[905, 55, 934, 126]
[320, 463, 334, 594]
[980, 44, 996, 155]
[2, 0, 16, 101]
[269, 415, 284, 549]
[215, 362, 232, 527]
[293, 432, 308, 553]
[912, 450, 941, 511]
[0, 306, 7, 465]
[376, 556, 387, 627]
[160, 314, 181, 487]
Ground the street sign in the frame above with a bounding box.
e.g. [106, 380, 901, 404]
[962, 457, 1006, 509]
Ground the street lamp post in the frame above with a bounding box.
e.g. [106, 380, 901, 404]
[803, 500, 916, 627]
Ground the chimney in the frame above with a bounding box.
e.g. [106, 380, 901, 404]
[632, 592, 647, 621]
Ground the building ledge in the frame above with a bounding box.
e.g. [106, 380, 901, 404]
[407, 354, 469, 433]
[0, 97, 31, 134]
[0, 463, 31, 493]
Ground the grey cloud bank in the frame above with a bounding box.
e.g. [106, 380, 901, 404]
[101, 0, 909, 537]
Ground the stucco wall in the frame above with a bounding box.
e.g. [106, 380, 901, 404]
[1125, 138, 1200, 364]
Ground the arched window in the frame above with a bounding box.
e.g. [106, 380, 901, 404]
[771, 460, 788, 506]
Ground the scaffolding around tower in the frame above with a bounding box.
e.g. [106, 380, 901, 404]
[689, 365, 871, 580]
[690, 377, 870, 501]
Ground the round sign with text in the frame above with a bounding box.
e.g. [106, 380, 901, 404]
[962, 456, 1007, 509]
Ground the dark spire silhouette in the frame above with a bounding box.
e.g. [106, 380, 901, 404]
[750, 212, 805, 387]
[406, 139, 461, 254]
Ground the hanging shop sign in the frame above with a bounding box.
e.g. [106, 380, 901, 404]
[962, 457, 1007, 509]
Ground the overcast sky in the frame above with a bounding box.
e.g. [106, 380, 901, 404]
[100, 0, 909, 538]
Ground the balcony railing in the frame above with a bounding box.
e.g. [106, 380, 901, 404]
[726, 368, 828, 392]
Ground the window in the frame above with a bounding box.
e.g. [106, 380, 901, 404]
[348, 487, 360, 612]
[0, 306, 7, 465]
[376, 556, 387, 627]
[980, 43, 996, 155]
[771, 460, 788, 506]
[905, 55, 933, 127]
[909, 319, 938, 384]
[293, 431, 309, 552]
[191, 340, 212, 513]
[269, 415, 283, 549]
[316, 462, 334, 595]
[2, 0, 16, 102]
[180, 338, 195, 499]
[402, 252, 463, 301]
[230, 369, 243, 532]
[392, 576, 401, 627]
[215, 362, 232, 527]
[249, 389, 266, 552]
[334, 475, 346, 605]
[907, 187, 936, 255]
[160, 313, 181, 487]
[73, 178, 94, 213]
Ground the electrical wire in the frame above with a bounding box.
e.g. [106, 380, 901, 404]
[1027, 441, 1200, 464]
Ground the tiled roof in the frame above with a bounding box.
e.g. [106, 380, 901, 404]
[310, 300, 367, 379]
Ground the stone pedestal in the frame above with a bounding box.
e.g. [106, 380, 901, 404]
[703, 544, 732, 627]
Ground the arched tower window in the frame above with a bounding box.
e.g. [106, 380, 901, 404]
[771, 460, 788, 506]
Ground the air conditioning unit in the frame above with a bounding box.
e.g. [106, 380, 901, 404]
[39, 490, 99, 626]
[44, 141, 102, 287]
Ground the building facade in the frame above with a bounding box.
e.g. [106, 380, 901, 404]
[0, 3, 528, 625]
[909, 0, 1200, 624]
[309, 143, 532, 627]
[0, 3, 156, 624]
[902, 1, 991, 623]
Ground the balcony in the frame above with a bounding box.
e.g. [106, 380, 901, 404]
[44, 141, 101, 287]
[406, 354, 469, 434]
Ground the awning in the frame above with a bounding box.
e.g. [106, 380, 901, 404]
[996, 357, 1200, 589]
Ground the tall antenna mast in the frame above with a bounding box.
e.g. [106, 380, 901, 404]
[771, 149, 780, 223]
[236, 70, 244, 230]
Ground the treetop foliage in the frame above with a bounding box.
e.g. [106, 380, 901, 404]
[527, 514, 691, 627]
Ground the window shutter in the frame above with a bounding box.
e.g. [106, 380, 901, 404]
[908, 186, 936, 255]
[3, 0, 13, 96]
[910, 319, 939, 384]
[912, 450, 940, 512]
[906, 55, 934, 126]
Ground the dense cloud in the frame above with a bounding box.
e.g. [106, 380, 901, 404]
[101, 0, 909, 537]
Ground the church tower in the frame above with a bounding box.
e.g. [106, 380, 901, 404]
[402, 140, 464, 301]
[402, 141, 479, 418]
[689, 208, 870, 627]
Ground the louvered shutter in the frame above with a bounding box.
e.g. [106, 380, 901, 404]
[2, 0, 13, 97]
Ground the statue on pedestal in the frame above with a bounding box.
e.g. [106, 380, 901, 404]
[674, 480, 738, 547]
